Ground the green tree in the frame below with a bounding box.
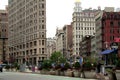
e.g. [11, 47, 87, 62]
[42, 60, 52, 70]
[116, 59, 120, 67]
[64, 62, 71, 70]
[74, 62, 80, 69]
[50, 52, 62, 63]
[59, 56, 66, 63]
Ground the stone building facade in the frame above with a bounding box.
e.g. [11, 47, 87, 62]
[0, 9, 8, 63]
[8, 0, 47, 65]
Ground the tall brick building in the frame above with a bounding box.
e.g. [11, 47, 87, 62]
[102, 12, 120, 50]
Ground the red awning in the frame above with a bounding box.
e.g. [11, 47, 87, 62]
[114, 38, 120, 42]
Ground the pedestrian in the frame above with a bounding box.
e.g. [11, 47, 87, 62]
[79, 55, 85, 78]
[96, 61, 102, 74]
[80, 62, 85, 78]
[32, 65, 35, 72]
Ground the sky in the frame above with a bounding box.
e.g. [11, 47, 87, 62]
[0, 0, 120, 38]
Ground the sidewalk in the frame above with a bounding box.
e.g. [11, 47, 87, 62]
[116, 70, 120, 80]
[26, 70, 105, 80]
[95, 73, 109, 80]
[24, 69, 110, 80]
[24, 70, 98, 80]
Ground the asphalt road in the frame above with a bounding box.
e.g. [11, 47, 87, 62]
[0, 72, 95, 80]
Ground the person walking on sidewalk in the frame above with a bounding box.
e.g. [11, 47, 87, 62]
[79, 55, 85, 78]
[80, 62, 85, 78]
[96, 60, 102, 74]
[32, 65, 35, 72]
[95, 60, 103, 79]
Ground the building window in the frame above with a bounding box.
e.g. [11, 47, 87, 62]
[42, 34, 44, 38]
[42, 48, 44, 54]
[110, 29, 112, 33]
[34, 49, 37, 54]
[118, 22, 120, 26]
[42, 40, 44, 45]
[26, 43, 29, 48]
[30, 49, 32, 55]
[110, 36, 114, 40]
[117, 29, 120, 33]
[110, 21, 114, 27]
[42, 11, 44, 15]
[39, 48, 41, 54]
[42, 4, 44, 8]
[42, 25, 44, 29]
[20, 45, 22, 49]
[81, 27, 83, 30]
[110, 29, 114, 33]
[34, 41, 37, 46]
[42, 20, 44, 22]
[30, 42, 32, 47]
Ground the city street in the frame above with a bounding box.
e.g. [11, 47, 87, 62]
[0, 72, 95, 80]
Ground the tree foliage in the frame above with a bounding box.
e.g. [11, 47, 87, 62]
[74, 62, 80, 69]
[42, 60, 52, 70]
[50, 51, 65, 63]
[59, 56, 66, 63]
